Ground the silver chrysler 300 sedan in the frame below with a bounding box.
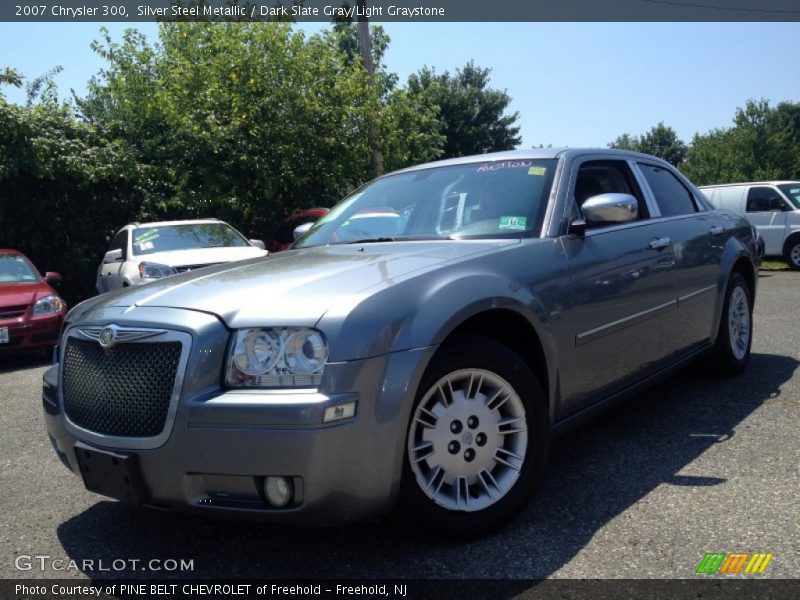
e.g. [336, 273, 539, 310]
[43, 149, 758, 537]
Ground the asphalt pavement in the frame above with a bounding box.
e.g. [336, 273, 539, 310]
[1, 272, 798, 581]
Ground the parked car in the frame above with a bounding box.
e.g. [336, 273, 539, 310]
[0, 249, 65, 355]
[267, 208, 329, 253]
[44, 149, 758, 537]
[699, 181, 800, 269]
[96, 219, 268, 293]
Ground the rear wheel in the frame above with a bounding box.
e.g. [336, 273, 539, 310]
[710, 272, 752, 375]
[784, 237, 800, 270]
[399, 337, 549, 538]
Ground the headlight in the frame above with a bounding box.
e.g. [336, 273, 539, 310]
[138, 262, 177, 279]
[226, 327, 329, 388]
[32, 294, 63, 316]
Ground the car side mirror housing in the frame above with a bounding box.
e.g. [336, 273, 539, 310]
[582, 193, 638, 225]
[44, 271, 62, 285]
[103, 249, 124, 264]
[293, 222, 314, 241]
[249, 239, 266, 250]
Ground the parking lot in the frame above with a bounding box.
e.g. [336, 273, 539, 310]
[1, 272, 798, 581]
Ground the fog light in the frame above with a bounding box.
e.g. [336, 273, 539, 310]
[263, 477, 292, 508]
[323, 401, 357, 423]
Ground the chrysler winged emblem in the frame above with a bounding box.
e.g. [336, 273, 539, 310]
[77, 325, 166, 348]
[99, 328, 115, 348]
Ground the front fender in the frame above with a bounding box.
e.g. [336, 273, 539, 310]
[710, 218, 758, 343]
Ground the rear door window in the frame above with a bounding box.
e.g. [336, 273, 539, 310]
[638, 164, 697, 217]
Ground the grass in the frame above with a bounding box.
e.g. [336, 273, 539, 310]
[760, 259, 790, 271]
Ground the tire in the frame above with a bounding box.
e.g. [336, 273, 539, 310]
[399, 336, 550, 539]
[784, 237, 800, 271]
[710, 272, 753, 375]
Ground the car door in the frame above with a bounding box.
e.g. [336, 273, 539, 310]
[99, 230, 129, 292]
[559, 158, 678, 412]
[637, 162, 723, 350]
[746, 186, 789, 255]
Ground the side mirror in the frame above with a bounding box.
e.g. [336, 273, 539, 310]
[44, 272, 62, 285]
[103, 249, 123, 264]
[582, 193, 638, 225]
[249, 239, 266, 250]
[293, 222, 314, 241]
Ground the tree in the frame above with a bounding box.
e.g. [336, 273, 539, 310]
[79, 23, 383, 237]
[406, 61, 521, 158]
[609, 122, 687, 166]
[681, 99, 800, 185]
[0, 73, 145, 303]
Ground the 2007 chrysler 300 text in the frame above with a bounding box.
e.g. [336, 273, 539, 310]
[42, 148, 758, 536]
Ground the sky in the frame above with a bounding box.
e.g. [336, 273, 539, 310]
[0, 22, 798, 148]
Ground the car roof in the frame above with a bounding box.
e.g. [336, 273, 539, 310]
[385, 147, 671, 177]
[699, 181, 800, 188]
[0, 249, 24, 256]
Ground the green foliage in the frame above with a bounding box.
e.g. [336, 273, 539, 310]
[609, 122, 687, 167]
[612, 101, 800, 185]
[0, 91, 145, 304]
[682, 99, 800, 185]
[79, 23, 382, 236]
[406, 61, 521, 158]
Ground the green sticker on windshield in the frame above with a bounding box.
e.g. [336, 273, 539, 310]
[499, 216, 527, 230]
[134, 229, 159, 243]
[528, 166, 547, 176]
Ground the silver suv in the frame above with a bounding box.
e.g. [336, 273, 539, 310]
[699, 181, 800, 269]
[44, 149, 758, 537]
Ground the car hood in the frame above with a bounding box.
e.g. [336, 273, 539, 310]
[0, 281, 53, 307]
[133, 246, 267, 267]
[91, 240, 518, 327]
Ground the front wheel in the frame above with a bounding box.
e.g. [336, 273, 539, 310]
[399, 337, 550, 538]
[785, 238, 800, 270]
[710, 272, 753, 375]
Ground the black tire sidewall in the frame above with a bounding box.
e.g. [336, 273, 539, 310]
[713, 272, 753, 373]
[398, 336, 550, 538]
[785, 239, 800, 270]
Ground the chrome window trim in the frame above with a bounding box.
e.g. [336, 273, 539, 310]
[59, 324, 193, 450]
[539, 156, 566, 238]
[628, 160, 662, 218]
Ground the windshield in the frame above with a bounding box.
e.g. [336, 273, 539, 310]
[0, 254, 40, 283]
[295, 159, 558, 248]
[777, 184, 800, 209]
[132, 223, 250, 256]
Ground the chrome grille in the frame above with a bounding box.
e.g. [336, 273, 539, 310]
[0, 304, 28, 319]
[63, 337, 182, 437]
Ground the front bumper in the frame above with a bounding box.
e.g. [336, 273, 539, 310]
[0, 313, 62, 353]
[42, 318, 434, 524]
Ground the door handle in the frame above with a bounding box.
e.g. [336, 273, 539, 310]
[649, 237, 671, 250]
[709, 225, 724, 236]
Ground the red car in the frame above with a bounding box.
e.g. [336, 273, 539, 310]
[0, 249, 66, 355]
[267, 208, 329, 253]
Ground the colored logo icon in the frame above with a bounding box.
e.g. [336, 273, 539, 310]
[696, 552, 774, 574]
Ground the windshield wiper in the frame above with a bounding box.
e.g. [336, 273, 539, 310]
[347, 237, 399, 244]
[346, 235, 453, 245]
